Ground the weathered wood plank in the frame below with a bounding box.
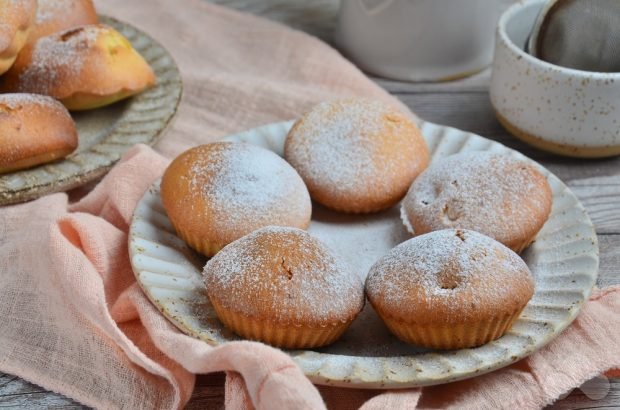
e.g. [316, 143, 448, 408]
[599, 235, 620, 289]
[186, 372, 226, 410]
[0, 373, 84, 408]
[548, 377, 620, 410]
[375, 70, 492, 94]
[568, 176, 620, 235]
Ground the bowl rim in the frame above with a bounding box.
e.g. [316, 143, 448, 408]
[498, 0, 620, 79]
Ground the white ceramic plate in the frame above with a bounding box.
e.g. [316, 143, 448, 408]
[0, 16, 182, 206]
[128, 120, 598, 389]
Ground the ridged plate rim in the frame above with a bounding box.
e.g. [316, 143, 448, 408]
[129, 120, 599, 389]
[0, 16, 183, 206]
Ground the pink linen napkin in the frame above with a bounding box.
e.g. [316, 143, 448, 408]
[2, 144, 618, 409]
[0, 0, 618, 409]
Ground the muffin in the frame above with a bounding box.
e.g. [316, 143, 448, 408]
[0, 24, 156, 110]
[401, 151, 552, 253]
[0, 0, 37, 75]
[204, 226, 365, 348]
[160, 142, 312, 257]
[30, 0, 99, 42]
[365, 229, 535, 349]
[284, 98, 429, 213]
[0, 93, 78, 174]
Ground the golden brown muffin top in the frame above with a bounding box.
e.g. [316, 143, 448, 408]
[401, 151, 552, 251]
[204, 226, 365, 327]
[365, 229, 534, 324]
[160, 142, 312, 250]
[285, 98, 429, 213]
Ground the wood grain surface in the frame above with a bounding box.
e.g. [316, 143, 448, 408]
[1, 0, 618, 408]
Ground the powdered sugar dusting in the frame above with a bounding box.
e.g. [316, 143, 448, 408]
[204, 226, 365, 325]
[0, 0, 35, 50]
[0, 93, 74, 166]
[366, 229, 533, 320]
[400, 205, 414, 235]
[285, 99, 422, 204]
[187, 142, 311, 234]
[0, 92, 64, 111]
[36, 0, 85, 23]
[18, 25, 101, 94]
[402, 151, 551, 245]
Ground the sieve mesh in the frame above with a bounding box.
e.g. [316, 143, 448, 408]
[529, 0, 620, 72]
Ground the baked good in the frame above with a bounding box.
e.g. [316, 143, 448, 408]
[30, 0, 99, 42]
[284, 98, 429, 213]
[0, 24, 156, 110]
[400, 151, 552, 253]
[0, 0, 37, 75]
[204, 226, 365, 348]
[365, 229, 535, 349]
[160, 142, 312, 257]
[0, 93, 78, 174]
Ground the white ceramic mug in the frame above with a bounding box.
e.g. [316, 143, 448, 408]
[336, 0, 513, 82]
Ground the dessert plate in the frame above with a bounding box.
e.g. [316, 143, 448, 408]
[129, 120, 598, 389]
[0, 16, 182, 206]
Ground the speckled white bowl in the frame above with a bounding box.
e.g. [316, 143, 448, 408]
[490, 0, 620, 158]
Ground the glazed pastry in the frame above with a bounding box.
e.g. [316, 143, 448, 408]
[160, 142, 312, 257]
[0, 0, 37, 75]
[401, 151, 552, 253]
[30, 0, 99, 42]
[204, 226, 365, 348]
[365, 229, 535, 349]
[284, 98, 429, 213]
[0, 24, 156, 110]
[0, 93, 78, 174]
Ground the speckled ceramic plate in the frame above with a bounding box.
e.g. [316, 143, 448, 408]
[0, 16, 182, 206]
[128, 120, 598, 389]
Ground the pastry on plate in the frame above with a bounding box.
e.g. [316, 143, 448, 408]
[0, 0, 37, 75]
[400, 151, 552, 253]
[0, 24, 156, 110]
[160, 142, 312, 257]
[30, 0, 99, 42]
[284, 98, 429, 213]
[0, 93, 78, 174]
[365, 229, 535, 349]
[204, 226, 365, 348]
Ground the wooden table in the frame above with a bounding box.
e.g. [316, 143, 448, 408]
[1, 1, 618, 408]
